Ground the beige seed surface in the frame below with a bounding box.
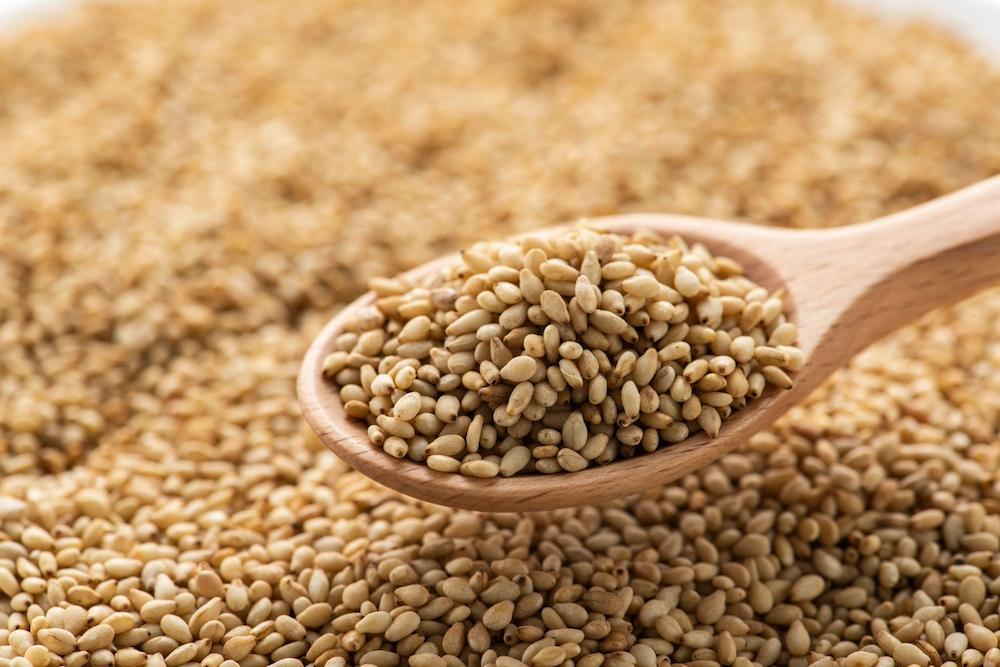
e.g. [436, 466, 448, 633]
[1, 2, 1000, 667]
[329, 227, 800, 474]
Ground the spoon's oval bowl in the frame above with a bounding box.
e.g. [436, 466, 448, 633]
[298, 214, 821, 512]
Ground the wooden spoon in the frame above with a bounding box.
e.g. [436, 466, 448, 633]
[298, 176, 1000, 512]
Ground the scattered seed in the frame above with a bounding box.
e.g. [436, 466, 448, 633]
[0, 4, 998, 667]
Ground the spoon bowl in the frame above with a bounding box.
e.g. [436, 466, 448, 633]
[299, 177, 1000, 512]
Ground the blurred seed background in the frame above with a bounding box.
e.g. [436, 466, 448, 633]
[0, 2, 999, 667]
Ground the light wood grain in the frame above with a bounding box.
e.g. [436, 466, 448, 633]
[298, 176, 1000, 512]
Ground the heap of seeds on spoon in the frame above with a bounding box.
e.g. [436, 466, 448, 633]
[324, 227, 801, 477]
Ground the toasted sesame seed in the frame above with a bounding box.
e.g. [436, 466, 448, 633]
[2, 3, 999, 667]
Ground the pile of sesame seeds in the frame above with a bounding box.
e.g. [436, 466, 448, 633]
[1, 1, 999, 667]
[326, 228, 799, 476]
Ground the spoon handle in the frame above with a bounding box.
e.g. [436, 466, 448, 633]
[788, 175, 1000, 362]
